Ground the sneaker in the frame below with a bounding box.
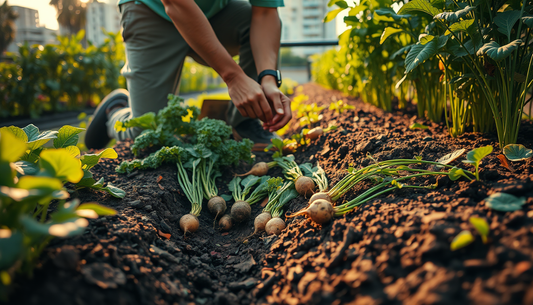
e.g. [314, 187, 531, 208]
[232, 119, 281, 151]
[85, 89, 129, 150]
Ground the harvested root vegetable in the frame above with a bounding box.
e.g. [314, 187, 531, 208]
[288, 199, 334, 225]
[309, 192, 331, 203]
[219, 214, 232, 231]
[208, 196, 226, 219]
[305, 125, 337, 140]
[236, 161, 276, 177]
[295, 176, 315, 197]
[231, 200, 251, 223]
[180, 214, 199, 236]
[265, 217, 286, 235]
[253, 212, 272, 234]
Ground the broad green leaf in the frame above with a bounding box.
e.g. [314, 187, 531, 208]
[391, 45, 412, 59]
[449, 167, 468, 180]
[463, 145, 493, 165]
[76, 170, 96, 188]
[0, 129, 27, 163]
[17, 175, 63, 191]
[380, 27, 404, 44]
[446, 19, 475, 35]
[437, 148, 466, 165]
[13, 161, 39, 176]
[434, 6, 475, 23]
[103, 183, 126, 198]
[53, 125, 84, 148]
[420, 35, 435, 45]
[477, 40, 522, 61]
[469, 216, 489, 243]
[122, 112, 156, 130]
[20, 215, 88, 237]
[77, 203, 117, 216]
[333, 0, 348, 9]
[522, 16, 533, 28]
[324, 8, 345, 22]
[220, 194, 233, 202]
[405, 36, 447, 73]
[409, 123, 429, 130]
[398, 0, 441, 17]
[65, 145, 81, 158]
[374, 8, 412, 20]
[0, 126, 28, 142]
[39, 149, 84, 183]
[484, 192, 526, 212]
[494, 10, 522, 41]
[451, 230, 474, 250]
[22, 124, 58, 151]
[80, 148, 118, 170]
[0, 230, 23, 270]
[503, 144, 532, 161]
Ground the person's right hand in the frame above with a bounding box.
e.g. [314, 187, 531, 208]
[226, 72, 273, 123]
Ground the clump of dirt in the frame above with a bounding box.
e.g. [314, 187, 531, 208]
[7, 84, 533, 305]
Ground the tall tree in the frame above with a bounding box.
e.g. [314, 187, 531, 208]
[49, 0, 87, 35]
[0, 0, 17, 55]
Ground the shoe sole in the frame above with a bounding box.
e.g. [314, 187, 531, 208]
[232, 128, 272, 152]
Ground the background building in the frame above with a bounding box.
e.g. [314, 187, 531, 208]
[278, 0, 337, 57]
[85, 1, 120, 46]
[6, 6, 58, 53]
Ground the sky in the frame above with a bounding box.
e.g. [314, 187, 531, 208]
[8, 0, 112, 30]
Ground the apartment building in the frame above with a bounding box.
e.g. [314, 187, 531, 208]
[6, 6, 58, 53]
[85, 1, 121, 46]
[278, 0, 337, 57]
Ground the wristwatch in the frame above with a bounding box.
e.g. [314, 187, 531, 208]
[258, 69, 282, 87]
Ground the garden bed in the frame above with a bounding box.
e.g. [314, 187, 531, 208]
[7, 83, 533, 305]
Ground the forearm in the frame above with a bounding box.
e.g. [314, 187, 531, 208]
[250, 7, 281, 83]
[161, 0, 242, 82]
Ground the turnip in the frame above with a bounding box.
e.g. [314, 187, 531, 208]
[274, 155, 317, 197]
[219, 214, 232, 231]
[236, 161, 277, 177]
[287, 199, 335, 225]
[179, 214, 199, 236]
[309, 192, 331, 203]
[265, 217, 286, 235]
[227, 175, 272, 223]
[252, 212, 272, 235]
[199, 157, 227, 228]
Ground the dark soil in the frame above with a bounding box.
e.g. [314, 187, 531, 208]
[7, 83, 533, 305]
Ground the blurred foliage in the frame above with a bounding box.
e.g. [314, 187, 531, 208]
[179, 58, 226, 94]
[280, 48, 307, 67]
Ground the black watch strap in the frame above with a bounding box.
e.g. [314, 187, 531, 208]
[257, 69, 282, 87]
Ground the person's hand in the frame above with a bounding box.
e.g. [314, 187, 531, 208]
[261, 76, 292, 132]
[226, 72, 273, 123]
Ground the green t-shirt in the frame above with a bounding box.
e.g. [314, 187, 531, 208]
[118, 0, 284, 22]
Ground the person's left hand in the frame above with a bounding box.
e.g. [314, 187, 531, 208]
[261, 76, 292, 132]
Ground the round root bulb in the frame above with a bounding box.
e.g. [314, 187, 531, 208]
[305, 127, 323, 140]
[180, 214, 199, 236]
[208, 196, 226, 221]
[265, 217, 286, 235]
[309, 192, 331, 204]
[219, 214, 232, 231]
[287, 199, 334, 225]
[231, 201, 251, 223]
[295, 176, 316, 197]
[253, 212, 272, 234]
[236, 162, 269, 177]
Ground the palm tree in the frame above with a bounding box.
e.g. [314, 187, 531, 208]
[0, 0, 17, 55]
[49, 0, 87, 36]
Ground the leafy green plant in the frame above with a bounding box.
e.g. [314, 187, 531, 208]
[503, 144, 532, 161]
[469, 217, 490, 244]
[227, 175, 272, 223]
[462, 145, 493, 180]
[0, 129, 116, 298]
[329, 100, 355, 114]
[484, 192, 526, 211]
[450, 230, 475, 250]
[297, 103, 325, 128]
[451, 216, 490, 250]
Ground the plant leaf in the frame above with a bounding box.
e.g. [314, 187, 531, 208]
[398, 0, 441, 17]
[437, 148, 466, 165]
[324, 8, 345, 22]
[20, 215, 88, 237]
[102, 183, 126, 198]
[477, 40, 522, 61]
[405, 36, 447, 73]
[53, 125, 84, 148]
[80, 148, 118, 170]
[494, 10, 522, 41]
[451, 230, 474, 250]
[469, 216, 489, 244]
[13, 161, 39, 176]
[484, 192, 526, 212]
[0, 231, 23, 270]
[65, 146, 81, 158]
[409, 123, 429, 130]
[496, 154, 514, 172]
[220, 194, 233, 202]
[375, 8, 412, 20]
[434, 6, 475, 23]
[22, 124, 58, 151]
[446, 19, 475, 35]
[77, 203, 117, 216]
[463, 145, 493, 164]
[503, 144, 532, 161]
[449, 167, 468, 180]
[39, 149, 84, 183]
[380, 27, 404, 44]
[0, 129, 27, 163]
[420, 35, 435, 45]
[0, 126, 28, 142]
[522, 16, 533, 28]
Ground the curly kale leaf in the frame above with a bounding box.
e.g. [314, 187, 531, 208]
[156, 94, 199, 136]
[216, 139, 254, 168]
[116, 146, 189, 174]
[192, 118, 232, 149]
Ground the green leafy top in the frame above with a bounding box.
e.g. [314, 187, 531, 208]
[462, 145, 492, 179]
[484, 192, 526, 212]
[503, 144, 532, 161]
